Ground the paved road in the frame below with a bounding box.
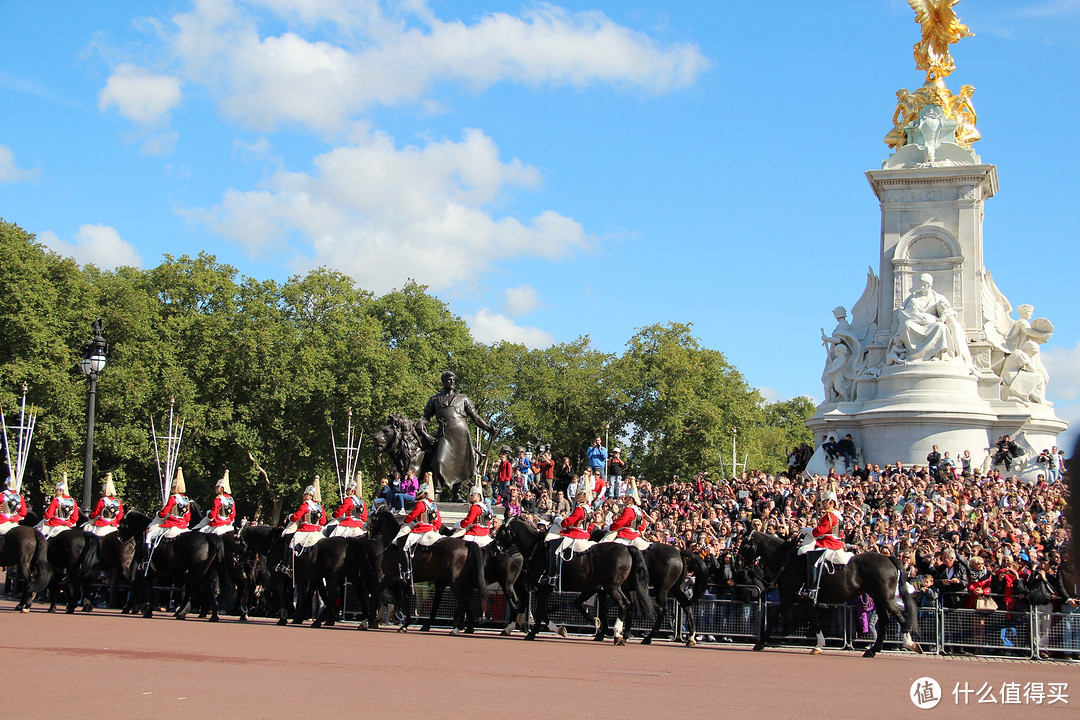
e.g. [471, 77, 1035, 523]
[2, 605, 1075, 719]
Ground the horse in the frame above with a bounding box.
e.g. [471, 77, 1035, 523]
[117, 508, 226, 621]
[237, 523, 369, 628]
[44, 528, 100, 613]
[586, 530, 710, 646]
[498, 516, 655, 646]
[0, 524, 51, 612]
[421, 523, 524, 635]
[736, 530, 922, 657]
[366, 505, 488, 635]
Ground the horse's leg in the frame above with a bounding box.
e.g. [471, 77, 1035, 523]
[574, 591, 601, 639]
[591, 594, 607, 642]
[422, 581, 444, 632]
[609, 587, 631, 646]
[807, 600, 825, 655]
[755, 596, 791, 651]
[642, 586, 669, 646]
[672, 586, 698, 647]
[310, 578, 330, 628]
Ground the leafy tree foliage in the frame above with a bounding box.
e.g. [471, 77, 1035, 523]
[0, 218, 814, 520]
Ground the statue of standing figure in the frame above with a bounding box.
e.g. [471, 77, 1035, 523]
[891, 272, 974, 370]
[418, 371, 494, 500]
[821, 306, 864, 403]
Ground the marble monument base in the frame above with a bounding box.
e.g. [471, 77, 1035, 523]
[805, 362, 1067, 478]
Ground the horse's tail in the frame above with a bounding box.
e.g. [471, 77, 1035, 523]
[470, 542, 490, 601]
[30, 530, 53, 594]
[888, 555, 918, 634]
[681, 550, 710, 605]
[78, 531, 101, 579]
[627, 545, 656, 622]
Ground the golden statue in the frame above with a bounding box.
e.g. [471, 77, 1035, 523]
[884, 2, 979, 150]
[908, 0, 974, 80]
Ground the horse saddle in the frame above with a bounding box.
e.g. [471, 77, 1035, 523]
[558, 537, 594, 560]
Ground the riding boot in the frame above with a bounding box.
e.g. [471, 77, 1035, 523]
[401, 548, 413, 582]
[540, 540, 559, 586]
[799, 553, 818, 602]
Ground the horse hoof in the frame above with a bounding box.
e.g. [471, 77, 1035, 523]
[558, 627, 568, 639]
[752, 643, 765, 652]
[311, 621, 322, 629]
[47, 607, 56, 614]
[19, 607, 30, 614]
[464, 627, 474, 635]
[397, 626, 408, 633]
[176, 614, 186, 621]
[449, 629, 460, 637]
[862, 649, 876, 658]
[810, 648, 822, 655]
[420, 625, 431, 632]
[524, 632, 537, 641]
[641, 636, 653, 646]
[500, 629, 512, 636]
[65, 607, 75, 615]
[82, 603, 93, 613]
[276, 618, 287, 626]
[593, 634, 605, 642]
[685, 637, 696, 647]
[239, 616, 248, 623]
[614, 636, 627, 647]
[209, 615, 219, 623]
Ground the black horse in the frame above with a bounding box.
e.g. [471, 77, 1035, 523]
[366, 506, 488, 634]
[586, 531, 710, 646]
[737, 530, 921, 657]
[237, 524, 369, 628]
[423, 524, 524, 635]
[0, 525, 51, 612]
[118, 509, 226, 621]
[499, 516, 655, 646]
[45, 528, 101, 613]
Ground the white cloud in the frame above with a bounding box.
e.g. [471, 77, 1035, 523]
[757, 386, 784, 403]
[40, 224, 143, 270]
[503, 284, 540, 316]
[192, 127, 591, 292]
[160, 0, 709, 134]
[465, 307, 554, 349]
[98, 63, 183, 125]
[0, 144, 40, 182]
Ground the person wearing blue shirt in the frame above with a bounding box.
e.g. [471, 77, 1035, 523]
[586, 436, 608, 474]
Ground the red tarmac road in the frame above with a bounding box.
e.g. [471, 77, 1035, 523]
[2, 603, 1076, 720]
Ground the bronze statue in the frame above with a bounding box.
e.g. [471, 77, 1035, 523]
[417, 371, 494, 500]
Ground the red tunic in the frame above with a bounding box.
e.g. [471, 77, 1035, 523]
[1, 492, 27, 523]
[609, 505, 646, 540]
[458, 503, 491, 536]
[332, 496, 367, 528]
[208, 494, 236, 528]
[560, 505, 591, 540]
[88, 497, 124, 527]
[44, 496, 79, 527]
[404, 498, 441, 533]
[811, 509, 844, 550]
[290, 500, 326, 532]
[158, 494, 191, 529]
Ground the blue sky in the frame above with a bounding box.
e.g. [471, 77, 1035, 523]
[2, 0, 1078, 446]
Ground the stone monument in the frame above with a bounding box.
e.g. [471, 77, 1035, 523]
[805, 1, 1067, 478]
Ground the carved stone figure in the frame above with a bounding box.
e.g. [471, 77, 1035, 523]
[417, 371, 494, 500]
[891, 273, 974, 368]
[820, 306, 864, 403]
[1001, 339, 1048, 404]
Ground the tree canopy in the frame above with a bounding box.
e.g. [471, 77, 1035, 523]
[0, 218, 813, 519]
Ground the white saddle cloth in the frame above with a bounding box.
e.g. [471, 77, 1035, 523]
[40, 525, 73, 540]
[0, 521, 18, 536]
[85, 524, 118, 537]
[557, 536, 595, 555]
[199, 524, 234, 535]
[329, 524, 364, 538]
[403, 531, 442, 553]
[607, 535, 651, 551]
[290, 530, 322, 550]
[462, 534, 493, 548]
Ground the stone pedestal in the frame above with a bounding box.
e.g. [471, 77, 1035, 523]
[806, 103, 1066, 475]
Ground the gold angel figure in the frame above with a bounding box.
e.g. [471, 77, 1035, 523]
[908, 0, 974, 80]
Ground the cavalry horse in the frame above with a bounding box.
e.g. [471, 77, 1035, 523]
[237, 524, 371, 628]
[118, 508, 227, 622]
[366, 505, 488, 635]
[421, 522, 525, 635]
[500, 516, 655, 646]
[587, 530, 710, 646]
[737, 530, 922, 657]
[0, 523, 51, 612]
[45, 528, 100, 613]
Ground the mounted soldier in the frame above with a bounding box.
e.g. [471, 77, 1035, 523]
[394, 481, 442, 580]
[454, 485, 493, 548]
[329, 474, 367, 538]
[0, 476, 27, 535]
[146, 467, 191, 552]
[85, 472, 123, 537]
[40, 474, 78, 540]
[603, 478, 650, 551]
[194, 471, 235, 535]
[797, 490, 846, 603]
[540, 485, 594, 586]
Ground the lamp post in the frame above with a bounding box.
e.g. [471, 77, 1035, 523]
[80, 319, 107, 509]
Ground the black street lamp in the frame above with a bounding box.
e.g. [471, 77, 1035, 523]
[80, 319, 107, 509]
